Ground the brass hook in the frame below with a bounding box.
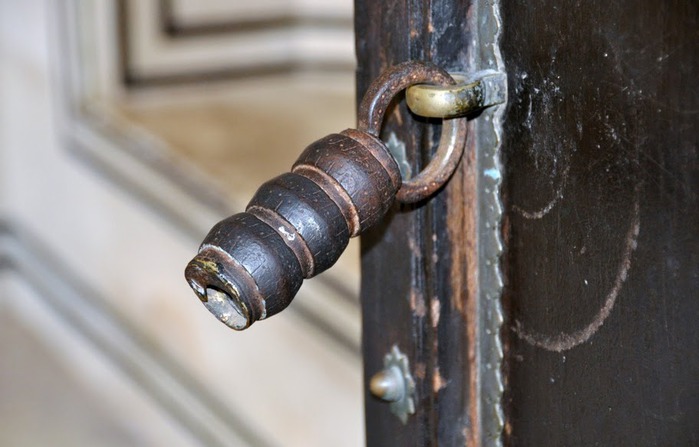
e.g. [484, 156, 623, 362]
[406, 70, 506, 118]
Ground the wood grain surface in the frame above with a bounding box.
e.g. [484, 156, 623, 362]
[357, 0, 481, 445]
[501, 1, 698, 445]
[358, 0, 697, 445]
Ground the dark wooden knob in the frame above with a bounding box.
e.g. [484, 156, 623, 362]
[185, 129, 401, 330]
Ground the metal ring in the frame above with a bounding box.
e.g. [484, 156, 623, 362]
[357, 61, 468, 204]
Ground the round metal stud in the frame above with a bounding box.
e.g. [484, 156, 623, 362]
[369, 345, 416, 424]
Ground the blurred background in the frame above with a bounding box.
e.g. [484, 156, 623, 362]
[0, 1, 363, 445]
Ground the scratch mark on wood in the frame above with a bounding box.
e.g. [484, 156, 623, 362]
[513, 163, 571, 219]
[513, 189, 641, 351]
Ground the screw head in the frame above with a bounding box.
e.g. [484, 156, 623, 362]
[370, 366, 405, 402]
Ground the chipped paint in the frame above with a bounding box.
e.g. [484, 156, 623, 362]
[433, 367, 448, 392]
[431, 298, 441, 327]
[410, 288, 427, 318]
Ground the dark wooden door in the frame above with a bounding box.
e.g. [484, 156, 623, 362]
[356, 1, 698, 445]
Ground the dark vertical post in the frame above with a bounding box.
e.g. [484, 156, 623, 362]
[356, 1, 505, 445]
[499, 1, 699, 445]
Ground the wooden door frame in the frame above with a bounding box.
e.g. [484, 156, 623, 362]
[358, 1, 699, 446]
[356, 1, 506, 445]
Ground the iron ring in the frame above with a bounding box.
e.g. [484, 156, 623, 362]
[357, 60, 468, 204]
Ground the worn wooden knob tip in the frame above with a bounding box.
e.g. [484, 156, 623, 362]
[185, 212, 303, 330]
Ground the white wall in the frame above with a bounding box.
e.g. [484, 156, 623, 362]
[0, 1, 362, 445]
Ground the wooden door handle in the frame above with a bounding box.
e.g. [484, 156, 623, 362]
[184, 61, 469, 330]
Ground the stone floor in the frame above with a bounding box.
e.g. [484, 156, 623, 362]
[0, 311, 162, 446]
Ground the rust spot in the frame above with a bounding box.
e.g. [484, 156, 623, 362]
[430, 298, 441, 327]
[410, 288, 426, 317]
[414, 362, 427, 380]
[433, 367, 448, 392]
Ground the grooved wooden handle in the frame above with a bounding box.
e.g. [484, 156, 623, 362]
[185, 129, 401, 330]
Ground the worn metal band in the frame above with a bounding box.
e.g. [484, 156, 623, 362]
[357, 60, 468, 204]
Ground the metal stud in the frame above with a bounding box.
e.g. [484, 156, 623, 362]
[369, 345, 416, 424]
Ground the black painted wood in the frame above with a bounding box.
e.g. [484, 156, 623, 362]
[501, 1, 698, 445]
[356, 1, 479, 445]
[358, 0, 698, 445]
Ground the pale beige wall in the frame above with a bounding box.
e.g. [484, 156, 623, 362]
[0, 1, 363, 445]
